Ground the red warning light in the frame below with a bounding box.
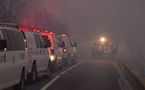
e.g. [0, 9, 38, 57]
[19, 25, 27, 30]
[33, 29, 37, 32]
[19, 25, 41, 33]
[44, 30, 48, 33]
[37, 30, 40, 33]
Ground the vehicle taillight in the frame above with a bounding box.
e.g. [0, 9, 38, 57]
[63, 48, 67, 53]
[24, 39, 28, 49]
[24, 39, 27, 43]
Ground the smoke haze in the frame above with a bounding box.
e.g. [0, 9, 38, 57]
[1, 0, 145, 58]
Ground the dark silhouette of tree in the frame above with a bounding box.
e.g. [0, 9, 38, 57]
[0, 0, 24, 23]
[0, 0, 68, 33]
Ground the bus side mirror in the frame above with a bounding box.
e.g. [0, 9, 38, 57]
[0, 40, 7, 50]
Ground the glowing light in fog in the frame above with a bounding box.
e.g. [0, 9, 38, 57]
[100, 37, 107, 44]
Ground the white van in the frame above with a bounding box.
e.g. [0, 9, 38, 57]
[59, 34, 77, 65]
[0, 25, 27, 90]
[20, 29, 51, 83]
[41, 31, 63, 72]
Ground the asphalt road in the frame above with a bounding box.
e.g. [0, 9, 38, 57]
[6, 59, 144, 90]
[46, 60, 121, 90]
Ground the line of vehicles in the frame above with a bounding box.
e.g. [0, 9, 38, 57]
[0, 23, 77, 90]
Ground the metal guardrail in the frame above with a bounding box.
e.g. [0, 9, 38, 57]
[119, 59, 145, 89]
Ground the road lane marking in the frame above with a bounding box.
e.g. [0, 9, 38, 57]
[40, 61, 83, 90]
[60, 61, 83, 75]
[40, 75, 60, 90]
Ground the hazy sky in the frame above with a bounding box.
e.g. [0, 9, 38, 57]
[18, 0, 145, 58]
[41, 0, 145, 58]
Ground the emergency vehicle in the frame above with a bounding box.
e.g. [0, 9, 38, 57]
[41, 31, 63, 72]
[19, 25, 51, 83]
[59, 34, 77, 65]
[92, 38, 115, 59]
[0, 23, 27, 90]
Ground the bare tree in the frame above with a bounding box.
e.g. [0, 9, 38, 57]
[0, 0, 24, 23]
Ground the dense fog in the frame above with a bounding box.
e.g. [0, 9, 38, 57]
[48, 0, 145, 59]
[1, 0, 145, 59]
